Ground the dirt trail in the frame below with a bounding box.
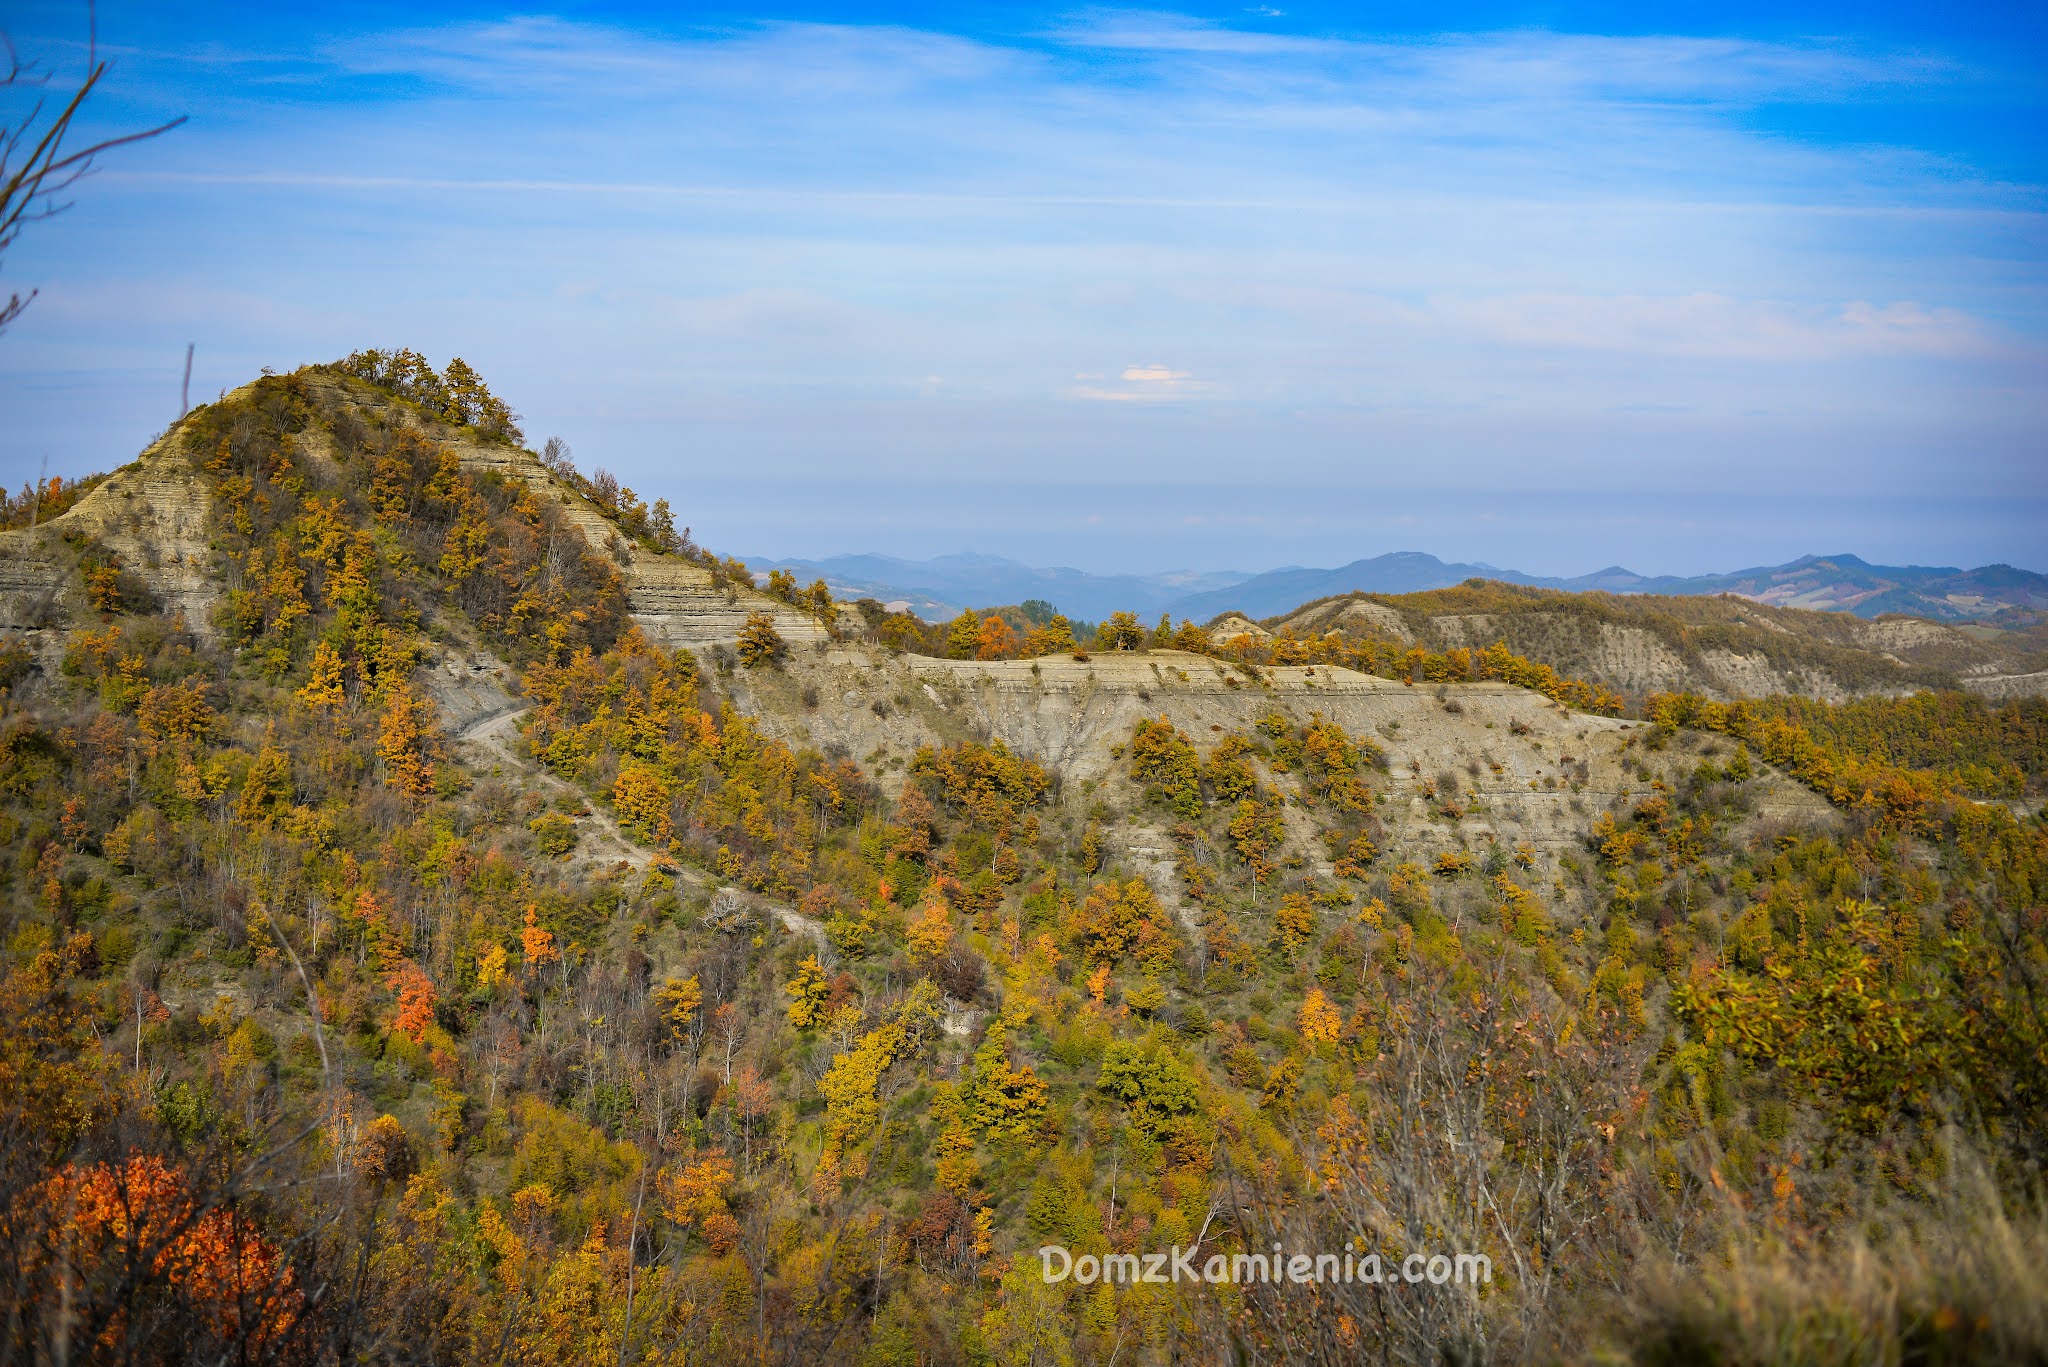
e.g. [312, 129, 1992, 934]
[454, 706, 827, 951]
[458, 706, 649, 868]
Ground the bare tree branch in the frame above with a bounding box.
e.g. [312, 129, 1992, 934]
[1, 17, 186, 333]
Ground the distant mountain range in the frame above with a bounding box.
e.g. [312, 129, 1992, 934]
[746, 550, 2048, 625]
[1179, 553, 2048, 624]
[740, 552, 1250, 623]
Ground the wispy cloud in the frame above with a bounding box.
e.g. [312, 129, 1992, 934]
[1047, 14, 1952, 102]
[325, 16, 1024, 101]
[1423, 292, 1998, 361]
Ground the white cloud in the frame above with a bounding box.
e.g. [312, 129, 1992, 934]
[1073, 364, 1212, 401]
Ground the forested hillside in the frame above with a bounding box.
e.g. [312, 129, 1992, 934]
[0, 359, 2043, 1366]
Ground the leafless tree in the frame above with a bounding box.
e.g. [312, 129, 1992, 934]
[2, 12, 185, 333]
[1196, 948, 1656, 1365]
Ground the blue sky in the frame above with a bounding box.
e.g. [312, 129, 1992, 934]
[2, 0, 2042, 576]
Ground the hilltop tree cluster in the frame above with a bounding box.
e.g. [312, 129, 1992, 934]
[338, 349, 524, 445]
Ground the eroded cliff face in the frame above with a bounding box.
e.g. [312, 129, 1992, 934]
[709, 645, 1833, 889]
[0, 531, 76, 636]
[1266, 595, 2048, 702]
[0, 427, 217, 638]
[1961, 670, 2048, 701]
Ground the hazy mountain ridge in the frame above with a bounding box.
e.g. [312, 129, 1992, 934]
[1170, 551, 2048, 623]
[1169, 551, 1543, 620]
[743, 551, 1251, 622]
[748, 549, 2047, 629]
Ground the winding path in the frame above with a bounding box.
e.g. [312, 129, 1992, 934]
[453, 705, 828, 950]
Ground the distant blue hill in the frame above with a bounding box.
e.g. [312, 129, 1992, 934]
[741, 552, 1250, 623]
[746, 550, 2048, 625]
[1169, 552, 2048, 624]
[1165, 552, 1557, 620]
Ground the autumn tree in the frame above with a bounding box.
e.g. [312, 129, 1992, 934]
[944, 610, 981, 660]
[1069, 879, 1176, 970]
[35, 1155, 303, 1353]
[1129, 717, 1202, 817]
[1098, 611, 1145, 651]
[1274, 891, 1316, 953]
[962, 1024, 1048, 1144]
[389, 963, 437, 1043]
[737, 612, 784, 668]
[376, 685, 441, 796]
[1299, 987, 1341, 1049]
[975, 615, 1020, 661]
[1022, 614, 1077, 657]
[657, 975, 704, 1048]
[907, 892, 955, 969]
[785, 957, 828, 1029]
[658, 1150, 737, 1246]
[521, 906, 560, 974]
[804, 579, 837, 627]
[1229, 795, 1287, 897]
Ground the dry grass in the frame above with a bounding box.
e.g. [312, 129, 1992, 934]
[1603, 1155, 2048, 1367]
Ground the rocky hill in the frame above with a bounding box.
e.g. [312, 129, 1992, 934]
[0, 369, 830, 667]
[1238, 582, 2048, 703]
[0, 366, 1813, 876]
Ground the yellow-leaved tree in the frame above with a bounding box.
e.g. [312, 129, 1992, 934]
[375, 684, 440, 796]
[785, 957, 828, 1029]
[1300, 987, 1342, 1050]
[736, 612, 784, 667]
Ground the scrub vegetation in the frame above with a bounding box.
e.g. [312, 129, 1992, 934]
[0, 359, 2043, 1366]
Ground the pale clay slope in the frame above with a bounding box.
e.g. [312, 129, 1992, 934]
[429, 622, 1832, 923]
[0, 424, 217, 640]
[1233, 603, 1925, 702]
[1274, 599, 2040, 702]
[1961, 671, 2048, 701]
[712, 645, 1834, 902]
